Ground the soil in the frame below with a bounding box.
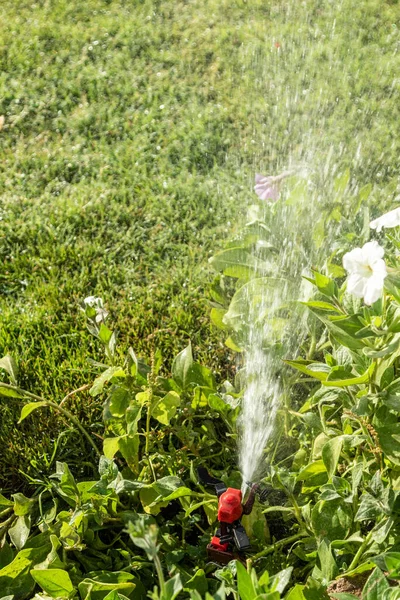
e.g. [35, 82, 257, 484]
[327, 573, 370, 599]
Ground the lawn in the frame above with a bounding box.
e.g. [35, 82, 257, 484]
[0, 0, 399, 490]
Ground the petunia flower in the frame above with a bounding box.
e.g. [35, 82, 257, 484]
[254, 171, 292, 202]
[343, 241, 387, 305]
[370, 207, 400, 233]
[83, 296, 109, 323]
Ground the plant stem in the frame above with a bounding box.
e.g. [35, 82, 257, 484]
[59, 384, 90, 407]
[253, 531, 308, 560]
[345, 527, 375, 574]
[153, 553, 166, 596]
[46, 401, 101, 458]
[0, 382, 101, 458]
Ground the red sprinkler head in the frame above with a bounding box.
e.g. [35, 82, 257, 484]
[218, 488, 243, 523]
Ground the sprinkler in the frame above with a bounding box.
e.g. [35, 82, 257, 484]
[198, 467, 268, 564]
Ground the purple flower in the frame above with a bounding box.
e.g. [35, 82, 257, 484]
[254, 171, 291, 202]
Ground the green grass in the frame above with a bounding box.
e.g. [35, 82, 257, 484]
[1, 0, 399, 490]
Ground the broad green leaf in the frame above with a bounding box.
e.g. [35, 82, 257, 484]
[322, 437, 343, 479]
[152, 391, 180, 425]
[104, 593, 131, 600]
[9, 515, 31, 550]
[376, 424, 400, 465]
[311, 499, 353, 541]
[284, 360, 330, 382]
[50, 462, 80, 508]
[362, 567, 389, 600]
[0, 542, 14, 570]
[322, 364, 374, 388]
[314, 540, 337, 584]
[163, 573, 183, 600]
[18, 401, 48, 424]
[313, 272, 337, 298]
[334, 168, 350, 196]
[297, 460, 327, 481]
[13, 493, 35, 517]
[301, 301, 342, 313]
[236, 561, 256, 600]
[103, 436, 122, 460]
[172, 343, 193, 390]
[90, 367, 126, 397]
[98, 323, 113, 344]
[269, 567, 293, 594]
[184, 569, 208, 594]
[0, 355, 18, 385]
[31, 569, 75, 598]
[0, 494, 14, 509]
[224, 336, 243, 352]
[118, 435, 140, 473]
[285, 585, 306, 600]
[108, 387, 130, 418]
[0, 383, 23, 398]
[0, 543, 51, 598]
[384, 552, 400, 578]
[153, 486, 193, 504]
[210, 307, 228, 330]
[209, 247, 272, 278]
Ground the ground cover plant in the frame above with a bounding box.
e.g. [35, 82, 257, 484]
[1, 0, 400, 598]
[1, 0, 400, 488]
[3, 175, 400, 598]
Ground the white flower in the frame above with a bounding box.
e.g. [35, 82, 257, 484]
[343, 241, 387, 305]
[84, 296, 99, 307]
[83, 296, 108, 322]
[370, 207, 400, 233]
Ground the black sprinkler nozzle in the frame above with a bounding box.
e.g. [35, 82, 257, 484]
[246, 481, 269, 503]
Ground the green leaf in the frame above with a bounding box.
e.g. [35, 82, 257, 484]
[183, 570, 208, 594]
[50, 462, 80, 508]
[9, 515, 31, 550]
[285, 585, 306, 600]
[152, 391, 180, 425]
[103, 436, 122, 460]
[284, 360, 330, 382]
[18, 401, 48, 424]
[297, 460, 327, 482]
[322, 364, 374, 388]
[90, 367, 126, 397]
[209, 247, 272, 279]
[103, 592, 131, 600]
[302, 301, 342, 313]
[0, 543, 51, 598]
[362, 567, 389, 600]
[0, 494, 14, 509]
[108, 387, 130, 418]
[269, 567, 293, 594]
[163, 574, 183, 600]
[210, 307, 228, 330]
[322, 437, 344, 479]
[0, 383, 23, 398]
[376, 424, 400, 465]
[236, 561, 257, 600]
[172, 343, 193, 389]
[311, 499, 353, 541]
[0, 355, 18, 385]
[334, 168, 350, 196]
[98, 323, 113, 344]
[313, 272, 337, 298]
[314, 540, 338, 584]
[31, 569, 75, 598]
